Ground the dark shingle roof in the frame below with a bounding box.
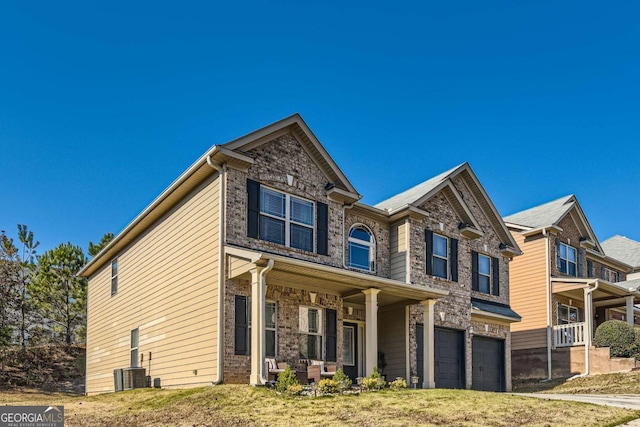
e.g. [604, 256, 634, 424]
[471, 298, 521, 320]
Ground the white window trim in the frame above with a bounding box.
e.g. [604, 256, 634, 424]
[111, 259, 118, 296]
[130, 328, 139, 368]
[343, 324, 356, 366]
[432, 233, 449, 279]
[557, 303, 581, 325]
[558, 242, 577, 276]
[603, 267, 618, 282]
[265, 300, 277, 357]
[299, 306, 323, 360]
[478, 253, 492, 293]
[259, 186, 315, 251]
[348, 224, 376, 272]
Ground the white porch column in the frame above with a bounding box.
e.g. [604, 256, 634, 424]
[626, 295, 635, 327]
[249, 267, 263, 386]
[421, 299, 436, 389]
[583, 286, 593, 375]
[363, 288, 381, 375]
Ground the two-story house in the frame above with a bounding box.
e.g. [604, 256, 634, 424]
[79, 114, 521, 394]
[504, 195, 640, 379]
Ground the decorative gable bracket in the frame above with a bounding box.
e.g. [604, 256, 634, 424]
[458, 222, 484, 240]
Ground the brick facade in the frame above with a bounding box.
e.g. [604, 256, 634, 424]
[215, 126, 518, 390]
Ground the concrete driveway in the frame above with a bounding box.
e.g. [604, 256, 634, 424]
[514, 394, 640, 426]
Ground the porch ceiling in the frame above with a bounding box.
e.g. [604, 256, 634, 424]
[552, 278, 640, 307]
[225, 245, 448, 307]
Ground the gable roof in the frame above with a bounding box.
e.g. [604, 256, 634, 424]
[374, 164, 463, 212]
[602, 235, 640, 268]
[374, 163, 521, 256]
[504, 194, 603, 253]
[221, 113, 359, 196]
[503, 194, 575, 229]
[80, 113, 358, 278]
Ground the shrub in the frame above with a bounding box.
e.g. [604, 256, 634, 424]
[361, 377, 381, 391]
[594, 320, 635, 357]
[275, 364, 299, 393]
[362, 368, 385, 391]
[332, 368, 352, 392]
[632, 328, 640, 359]
[286, 384, 303, 396]
[318, 378, 340, 394]
[389, 377, 407, 390]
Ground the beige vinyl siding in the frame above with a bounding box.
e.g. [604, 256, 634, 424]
[509, 232, 548, 350]
[86, 175, 220, 394]
[390, 221, 408, 282]
[378, 307, 406, 380]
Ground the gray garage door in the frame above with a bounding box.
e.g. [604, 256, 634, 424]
[417, 325, 465, 389]
[472, 336, 505, 392]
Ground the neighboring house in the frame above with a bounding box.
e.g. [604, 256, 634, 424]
[602, 235, 640, 280]
[79, 114, 522, 395]
[504, 195, 640, 379]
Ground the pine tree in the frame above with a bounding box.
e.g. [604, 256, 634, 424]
[33, 243, 87, 350]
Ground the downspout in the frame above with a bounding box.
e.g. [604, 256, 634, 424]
[206, 154, 226, 385]
[259, 259, 275, 384]
[342, 203, 356, 268]
[542, 228, 553, 381]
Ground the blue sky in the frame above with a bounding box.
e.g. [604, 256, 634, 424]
[1, 1, 639, 255]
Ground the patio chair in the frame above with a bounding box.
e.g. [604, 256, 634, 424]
[307, 360, 337, 383]
[265, 358, 294, 381]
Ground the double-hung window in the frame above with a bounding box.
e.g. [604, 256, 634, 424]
[260, 187, 314, 252]
[299, 307, 322, 360]
[557, 242, 577, 276]
[130, 328, 139, 368]
[425, 229, 458, 281]
[603, 267, 618, 282]
[234, 296, 277, 356]
[477, 254, 491, 293]
[265, 301, 277, 357]
[472, 251, 500, 295]
[432, 234, 448, 279]
[558, 303, 582, 324]
[111, 259, 118, 296]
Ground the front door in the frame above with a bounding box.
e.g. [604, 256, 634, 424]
[343, 322, 360, 380]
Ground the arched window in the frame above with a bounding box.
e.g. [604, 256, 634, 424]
[348, 225, 375, 271]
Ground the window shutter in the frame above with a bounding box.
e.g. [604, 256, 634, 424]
[450, 238, 458, 282]
[471, 250, 479, 291]
[247, 179, 260, 239]
[577, 249, 583, 277]
[425, 230, 434, 276]
[317, 202, 329, 255]
[234, 296, 248, 355]
[587, 260, 594, 278]
[325, 309, 337, 362]
[555, 238, 561, 268]
[601, 266, 605, 280]
[491, 256, 500, 296]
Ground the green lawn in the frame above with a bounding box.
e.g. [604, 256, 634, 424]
[1, 385, 638, 427]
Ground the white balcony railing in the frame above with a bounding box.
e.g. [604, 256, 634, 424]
[553, 322, 586, 347]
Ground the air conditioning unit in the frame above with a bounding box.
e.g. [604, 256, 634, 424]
[123, 367, 147, 390]
[113, 369, 124, 392]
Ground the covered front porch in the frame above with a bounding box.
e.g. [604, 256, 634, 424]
[551, 278, 640, 349]
[225, 246, 448, 388]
